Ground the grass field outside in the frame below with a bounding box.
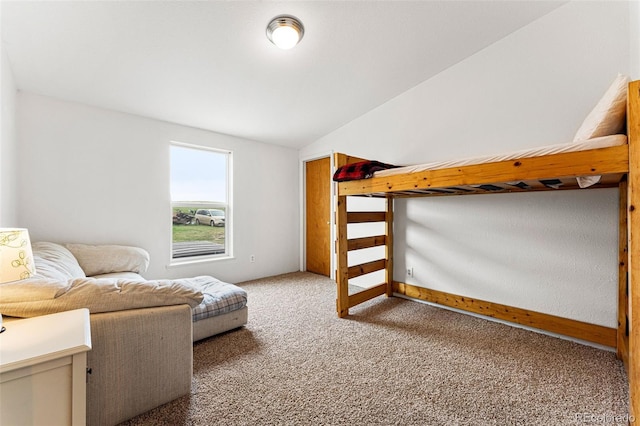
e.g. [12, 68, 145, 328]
[172, 207, 225, 244]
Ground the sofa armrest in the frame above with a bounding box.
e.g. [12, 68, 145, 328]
[65, 243, 150, 276]
[86, 305, 192, 426]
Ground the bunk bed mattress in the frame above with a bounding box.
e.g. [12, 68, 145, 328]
[373, 134, 627, 188]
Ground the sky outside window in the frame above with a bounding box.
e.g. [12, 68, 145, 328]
[170, 145, 227, 202]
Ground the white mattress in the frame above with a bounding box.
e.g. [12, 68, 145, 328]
[373, 134, 628, 188]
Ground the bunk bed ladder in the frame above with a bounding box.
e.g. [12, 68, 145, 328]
[334, 153, 394, 317]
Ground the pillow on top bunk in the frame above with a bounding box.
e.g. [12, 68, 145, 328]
[573, 73, 629, 142]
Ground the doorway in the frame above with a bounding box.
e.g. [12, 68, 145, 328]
[305, 156, 332, 277]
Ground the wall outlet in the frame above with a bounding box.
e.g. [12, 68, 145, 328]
[407, 267, 413, 277]
[250, 254, 256, 263]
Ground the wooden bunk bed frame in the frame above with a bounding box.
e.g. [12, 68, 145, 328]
[334, 80, 639, 416]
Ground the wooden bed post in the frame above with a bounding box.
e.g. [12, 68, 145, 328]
[334, 153, 350, 318]
[336, 194, 349, 317]
[628, 79, 640, 420]
[619, 179, 629, 366]
[385, 196, 394, 297]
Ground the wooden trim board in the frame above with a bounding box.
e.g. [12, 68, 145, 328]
[393, 281, 616, 347]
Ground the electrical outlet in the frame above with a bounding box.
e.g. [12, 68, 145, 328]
[407, 267, 413, 277]
[250, 255, 256, 263]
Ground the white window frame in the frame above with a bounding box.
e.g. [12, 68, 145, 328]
[169, 141, 233, 265]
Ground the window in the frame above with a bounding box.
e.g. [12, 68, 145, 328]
[170, 142, 232, 261]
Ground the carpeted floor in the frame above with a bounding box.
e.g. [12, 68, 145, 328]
[121, 272, 628, 425]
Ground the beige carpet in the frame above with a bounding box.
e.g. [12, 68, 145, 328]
[121, 272, 628, 425]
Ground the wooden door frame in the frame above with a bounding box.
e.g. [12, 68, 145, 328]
[300, 151, 335, 280]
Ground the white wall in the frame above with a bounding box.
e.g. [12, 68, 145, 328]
[16, 93, 300, 283]
[0, 44, 18, 226]
[301, 1, 630, 328]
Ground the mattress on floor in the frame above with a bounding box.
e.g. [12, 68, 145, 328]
[192, 280, 247, 322]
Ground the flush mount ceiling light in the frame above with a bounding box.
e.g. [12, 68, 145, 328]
[266, 15, 304, 50]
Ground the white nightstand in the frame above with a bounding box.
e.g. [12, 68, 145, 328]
[0, 309, 92, 426]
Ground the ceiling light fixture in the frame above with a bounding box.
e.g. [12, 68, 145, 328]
[266, 15, 304, 50]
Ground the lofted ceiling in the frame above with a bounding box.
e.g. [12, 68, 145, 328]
[1, 1, 566, 148]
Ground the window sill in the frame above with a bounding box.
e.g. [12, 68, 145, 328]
[167, 255, 235, 268]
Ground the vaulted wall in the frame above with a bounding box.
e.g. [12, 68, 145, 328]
[301, 1, 631, 330]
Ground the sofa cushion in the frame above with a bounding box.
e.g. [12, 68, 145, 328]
[65, 243, 150, 276]
[91, 272, 145, 280]
[0, 275, 209, 317]
[31, 241, 87, 280]
[192, 278, 248, 321]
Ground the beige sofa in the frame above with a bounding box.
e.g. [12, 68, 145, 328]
[0, 242, 246, 426]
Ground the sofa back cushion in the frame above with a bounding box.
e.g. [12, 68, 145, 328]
[32, 242, 87, 280]
[65, 244, 150, 276]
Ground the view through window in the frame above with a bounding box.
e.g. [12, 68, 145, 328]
[170, 142, 231, 260]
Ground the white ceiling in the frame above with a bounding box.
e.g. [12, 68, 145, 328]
[1, 1, 566, 149]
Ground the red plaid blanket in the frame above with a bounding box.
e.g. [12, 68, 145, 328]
[333, 160, 399, 182]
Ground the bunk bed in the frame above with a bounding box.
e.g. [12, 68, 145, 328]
[333, 79, 639, 416]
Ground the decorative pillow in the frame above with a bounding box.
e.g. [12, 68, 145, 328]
[65, 243, 150, 276]
[573, 74, 630, 141]
[31, 242, 86, 280]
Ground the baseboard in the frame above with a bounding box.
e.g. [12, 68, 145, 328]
[393, 281, 616, 348]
